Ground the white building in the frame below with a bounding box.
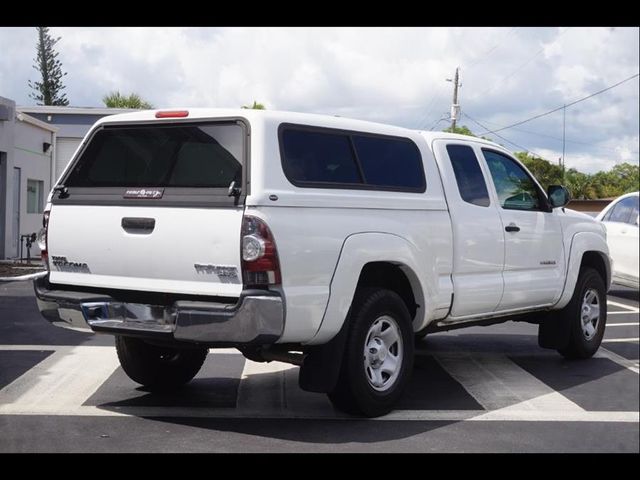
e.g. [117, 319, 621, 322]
[17, 105, 131, 182]
[0, 98, 130, 259]
[1, 96, 57, 259]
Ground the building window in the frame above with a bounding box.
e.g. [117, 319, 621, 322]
[27, 179, 44, 214]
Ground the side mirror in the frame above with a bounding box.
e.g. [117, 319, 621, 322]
[547, 185, 571, 209]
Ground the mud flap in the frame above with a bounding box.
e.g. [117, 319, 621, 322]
[299, 318, 350, 393]
[538, 311, 571, 350]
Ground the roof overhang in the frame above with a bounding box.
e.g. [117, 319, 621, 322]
[17, 106, 135, 116]
[16, 112, 59, 132]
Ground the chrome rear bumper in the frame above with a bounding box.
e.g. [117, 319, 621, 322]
[33, 275, 284, 345]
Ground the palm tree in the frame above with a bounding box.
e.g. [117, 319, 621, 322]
[102, 91, 153, 109]
[241, 100, 266, 110]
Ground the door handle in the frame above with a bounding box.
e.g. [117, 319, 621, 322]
[505, 223, 520, 232]
[121, 217, 156, 232]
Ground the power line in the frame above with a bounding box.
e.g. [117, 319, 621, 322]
[427, 115, 450, 131]
[476, 72, 640, 136]
[469, 117, 640, 155]
[475, 27, 571, 100]
[465, 27, 517, 70]
[463, 112, 549, 159]
[416, 28, 518, 129]
[416, 87, 449, 129]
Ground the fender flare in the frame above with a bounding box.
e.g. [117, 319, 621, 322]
[306, 232, 432, 345]
[553, 231, 610, 310]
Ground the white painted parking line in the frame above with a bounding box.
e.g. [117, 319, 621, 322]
[1, 345, 637, 421]
[434, 353, 584, 412]
[0, 344, 241, 354]
[606, 322, 639, 327]
[0, 344, 66, 351]
[236, 359, 293, 413]
[0, 345, 119, 411]
[208, 348, 242, 355]
[0, 404, 636, 423]
[607, 300, 639, 313]
[596, 348, 639, 374]
[608, 311, 640, 315]
[602, 338, 639, 343]
[383, 410, 639, 423]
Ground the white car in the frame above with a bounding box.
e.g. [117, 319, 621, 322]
[596, 191, 639, 289]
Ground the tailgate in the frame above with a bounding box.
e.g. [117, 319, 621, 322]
[47, 118, 248, 297]
[48, 205, 243, 296]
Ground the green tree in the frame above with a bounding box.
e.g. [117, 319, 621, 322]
[443, 125, 475, 136]
[442, 124, 493, 141]
[241, 100, 266, 110]
[588, 164, 639, 199]
[28, 27, 69, 106]
[102, 91, 153, 109]
[440, 123, 638, 199]
[608, 163, 640, 194]
[565, 168, 597, 200]
[514, 152, 563, 191]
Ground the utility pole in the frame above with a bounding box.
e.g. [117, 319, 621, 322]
[447, 67, 461, 131]
[561, 104, 566, 183]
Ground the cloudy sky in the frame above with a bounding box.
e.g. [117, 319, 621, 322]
[1, 26, 638, 173]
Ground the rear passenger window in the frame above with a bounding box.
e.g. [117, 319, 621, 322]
[281, 129, 362, 184]
[280, 125, 425, 192]
[352, 135, 425, 190]
[446, 144, 490, 207]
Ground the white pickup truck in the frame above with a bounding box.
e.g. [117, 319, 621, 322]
[34, 109, 611, 417]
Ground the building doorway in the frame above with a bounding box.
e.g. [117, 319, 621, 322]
[0, 152, 6, 258]
[12, 166, 21, 258]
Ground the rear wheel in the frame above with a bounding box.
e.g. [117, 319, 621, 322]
[328, 288, 414, 417]
[115, 336, 208, 391]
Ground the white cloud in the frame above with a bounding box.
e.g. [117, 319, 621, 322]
[0, 26, 637, 174]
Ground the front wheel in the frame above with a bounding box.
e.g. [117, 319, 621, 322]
[551, 267, 607, 359]
[115, 336, 208, 391]
[328, 288, 414, 417]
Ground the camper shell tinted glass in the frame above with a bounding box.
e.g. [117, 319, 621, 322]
[279, 123, 426, 192]
[54, 120, 248, 207]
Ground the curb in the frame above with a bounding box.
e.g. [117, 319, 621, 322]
[0, 271, 48, 283]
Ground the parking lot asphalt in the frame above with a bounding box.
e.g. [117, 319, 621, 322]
[0, 281, 638, 453]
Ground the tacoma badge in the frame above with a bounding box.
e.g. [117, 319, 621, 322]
[194, 264, 240, 283]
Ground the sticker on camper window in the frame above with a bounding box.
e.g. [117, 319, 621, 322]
[123, 188, 164, 199]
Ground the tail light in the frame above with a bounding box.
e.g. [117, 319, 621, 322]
[241, 215, 281, 288]
[37, 209, 50, 270]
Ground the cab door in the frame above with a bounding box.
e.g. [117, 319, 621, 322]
[479, 149, 565, 311]
[433, 140, 504, 317]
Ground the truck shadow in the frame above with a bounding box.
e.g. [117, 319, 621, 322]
[609, 288, 639, 302]
[88, 333, 636, 444]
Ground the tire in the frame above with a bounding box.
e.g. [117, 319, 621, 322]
[115, 336, 208, 391]
[557, 267, 607, 359]
[327, 288, 414, 417]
